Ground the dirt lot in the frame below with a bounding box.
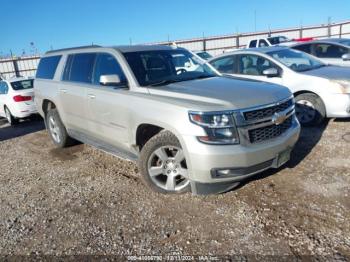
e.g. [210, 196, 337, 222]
[0, 117, 349, 259]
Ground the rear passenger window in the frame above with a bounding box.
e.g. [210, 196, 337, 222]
[63, 53, 96, 83]
[210, 56, 236, 74]
[36, 55, 61, 79]
[93, 53, 127, 85]
[259, 39, 269, 47]
[249, 40, 257, 48]
[293, 44, 312, 54]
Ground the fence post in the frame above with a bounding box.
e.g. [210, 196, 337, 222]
[327, 17, 331, 37]
[13, 58, 20, 77]
[299, 26, 303, 38]
[236, 35, 240, 48]
[339, 24, 343, 38]
[203, 38, 206, 51]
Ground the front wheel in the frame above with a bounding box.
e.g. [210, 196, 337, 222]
[46, 108, 75, 148]
[295, 93, 326, 126]
[139, 130, 191, 194]
[5, 106, 18, 126]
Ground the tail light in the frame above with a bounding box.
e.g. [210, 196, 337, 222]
[13, 95, 32, 102]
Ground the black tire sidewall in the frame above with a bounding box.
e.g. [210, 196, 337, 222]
[139, 130, 191, 194]
[295, 93, 326, 126]
[5, 106, 18, 126]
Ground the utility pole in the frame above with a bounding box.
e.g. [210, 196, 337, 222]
[254, 10, 257, 32]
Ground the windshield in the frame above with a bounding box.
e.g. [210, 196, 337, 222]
[122, 49, 218, 86]
[196, 51, 213, 60]
[267, 36, 289, 45]
[267, 48, 325, 72]
[11, 79, 34, 90]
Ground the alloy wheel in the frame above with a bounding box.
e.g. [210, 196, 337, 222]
[147, 146, 189, 191]
[48, 116, 61, 143]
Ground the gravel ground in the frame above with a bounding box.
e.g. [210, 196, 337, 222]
[0, 117, 349, 259]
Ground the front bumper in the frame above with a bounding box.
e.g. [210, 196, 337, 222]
[325, 93, 350, 118]
[181, 118, 300, 195]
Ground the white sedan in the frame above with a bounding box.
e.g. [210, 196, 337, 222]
[0, 77, 37, 125]
[209, 47, 350, 126]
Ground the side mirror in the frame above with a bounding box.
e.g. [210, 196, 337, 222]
[342, 53, 350, 61]
[99, 74, 121, 86]
[263, 68, 279, 77]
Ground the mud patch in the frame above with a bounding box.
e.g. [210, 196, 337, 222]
[49, 144, 85, 161]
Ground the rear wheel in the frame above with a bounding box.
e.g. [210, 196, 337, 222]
[139, 130, 191, 194]
[4, 106, 18, 126]
[295, 93, 326, 126]
[46, 108, 75, 148]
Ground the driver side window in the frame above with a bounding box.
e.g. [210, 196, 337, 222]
[93, 53, 127, 86]
[314, 44, 348, 58]
[238, 54, 279, 76]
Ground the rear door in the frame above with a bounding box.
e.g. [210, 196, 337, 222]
[85, 52, 131, 150]
[60, 53, 96, 132]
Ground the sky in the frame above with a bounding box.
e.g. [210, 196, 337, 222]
[1, 0, 350, 56]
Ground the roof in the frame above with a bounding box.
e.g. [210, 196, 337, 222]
[45, 44, 184, 55]
[210, 46, 289, 61]
[291, 38, 350, 46]
[113, 45, 184, 53]
[2, 76, 33, 83]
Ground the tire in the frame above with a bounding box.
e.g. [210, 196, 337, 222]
[295, 93, 326, 126]
[46, 108, 75, 148]
[139, 130, 191, 194]
[4, 106, 19, 126]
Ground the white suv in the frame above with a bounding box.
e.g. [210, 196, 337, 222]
[0, 77, 37, 125]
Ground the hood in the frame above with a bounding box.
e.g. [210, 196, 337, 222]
[300, 65, 350, 80]
[147, 76, 291, 111]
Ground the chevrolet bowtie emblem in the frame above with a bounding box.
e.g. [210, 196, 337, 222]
[272, 112, 288, 125]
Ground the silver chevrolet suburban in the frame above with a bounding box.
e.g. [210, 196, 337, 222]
[34, 45, 300, 195]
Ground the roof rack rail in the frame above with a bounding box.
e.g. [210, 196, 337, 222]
[46, 45, 102, 54]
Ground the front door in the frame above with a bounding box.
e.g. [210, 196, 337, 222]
[85, 53, 131, 151]
[230, 54, 284, 86]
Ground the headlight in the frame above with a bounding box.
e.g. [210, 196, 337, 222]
[189, 112, 239, 144]
[330, 80, 350, 94]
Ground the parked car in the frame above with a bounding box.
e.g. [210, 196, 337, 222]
[247, 36, 292, 48]
[193, 51, 213, 60]
[35, 45, 300, 195]
[291, 38, 350, 66]
[0, 77, 37, 125]
[209, 47, 350, 126]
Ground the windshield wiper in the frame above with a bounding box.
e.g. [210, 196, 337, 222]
[298, 64, 326, 72]
[186, 75, 216, 81]
[148, 79, 181, 87]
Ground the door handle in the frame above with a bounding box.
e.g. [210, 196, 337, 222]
[60, 88, 67, 93]
[87, 94, 96, 99]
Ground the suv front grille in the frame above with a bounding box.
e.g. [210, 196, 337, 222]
[248, 116, 293, 144]
[243, 98, 293, 122]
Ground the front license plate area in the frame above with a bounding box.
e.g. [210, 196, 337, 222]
[276, 148, 291, 167]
